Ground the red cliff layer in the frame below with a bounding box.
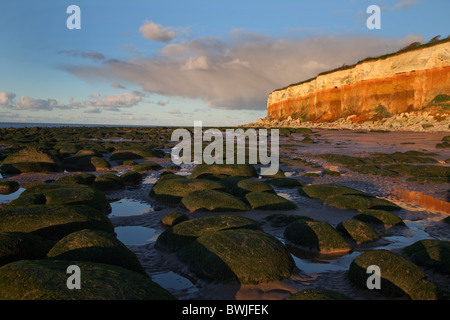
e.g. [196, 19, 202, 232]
[267, 42, 450, 122]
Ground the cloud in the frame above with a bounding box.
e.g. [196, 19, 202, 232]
[112, 82, 126, 89]
[84, 91, 144, 109]
[0, 92, 16, 106]
[139, 21, 177, 42]
[59, 50, 105, 61]
[393, 0, 419, 10]
[64, 33, 424, 110]
[168, 109, 181, 114]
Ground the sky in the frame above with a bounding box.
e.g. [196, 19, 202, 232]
[0, 0, 449, 126]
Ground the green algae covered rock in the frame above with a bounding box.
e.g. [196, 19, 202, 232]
[284, 220, 353, 254]
[324, 194, 401, 212]
[155, 215, 261, 252]
[236, 179, 274, 194]
[182, 190, 250, 212]
[0, 181, 20, 195]
[56, 173, 96, 185]
[93, 173, 125, 191]
[288, 288, 352, 300]
[161, 212, 189, 227]
[15, 183, 111, 214]
[151, 178, 225, 203]
[0, 232, 49, 267]
[300, 184, 365, 200]
[0, 205, 114, 241]
[47, 229, 145, 274]
[177, 228, 296, 284]
[265, 214, 313, 227]
[190, 164, 258, 179]
[134, 162, 162, 173]
[245, 191, 297, 210]
[336, 220, 379, 244]
[121, 171, 143, 186]
[403, 239, 450, 274]
[0, 260, 175, 300]
[348, 249, 450, 300]
[353, 209, 405, 228]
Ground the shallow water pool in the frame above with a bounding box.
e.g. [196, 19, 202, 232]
[109, 198, 153, 217]
[115, 226, 159, 245]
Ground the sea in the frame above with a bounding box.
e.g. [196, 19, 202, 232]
[0, 122, 159, 128]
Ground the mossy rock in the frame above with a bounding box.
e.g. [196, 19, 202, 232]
[324, 194, 401, 212]
[284, 220, 353, 254]
[322, 169, 341, 176]
[110, 147, 165, 161]
[190, 164, 258, 179]
[74, 149, 100, 158]
[1, 147, 57, 165]
[336, 220, 379, 244]
[16, 183, 111, 214]
[319, 154, 366, 167]
[302, 173, 319, 178]
[288, 288, 352, 300]
[47, 229, 146, 274]
[121, 171, 143, 186]
[122, 160, 138, 166]
[443, 136, 450, 142]
[161, 212, 189, 227]
[353, 209, 405, 228]
[261, 169, 286, 178]
[406, 176, 449, 184]
[348, 249, 450, 300]
[155, 215, 261, 252]
[164, 165, 181, 172]
[176, 229, 295, 284]
[0, 162, 61, 174]
[56, 173, 96, 185]
[265, 214, 314, 227]
[0, 260, 175, 300]
[151, 178, 225, 203]
[0, 232, 50, 267]
[245, 192, 297, 210]
[134, 162, 162, 173]
[236, 179, 274, 194]
[300, 184, 365, 200]
[182, 190, 250, 212]
[0, 205, 114, 241]
[76, 156, 111, 171]
[403, 239, 450, 273]
[93, 174, 125, 191]
[436, 142, 450, 149]
[267, 177, 303, 188]
[385, 164, 450, 178]
[0, 181, 20, 195]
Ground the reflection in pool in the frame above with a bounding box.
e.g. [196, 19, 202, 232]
[109, 198, 153, 217]
[0, 187, 25, 204]
[152, 271, 198, 294]
[115, 226, 159, 245]
[289, 220, 433, 274]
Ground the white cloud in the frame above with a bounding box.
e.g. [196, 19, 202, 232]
[65, 33, 424, 110]
[84, 92, 143, 109]
[112, 82, 126, 89]
[139, 21, 177, 42]
[0, 92, 15, 106]
[59, 50, 105, 61]
[394, 0, 419, 9]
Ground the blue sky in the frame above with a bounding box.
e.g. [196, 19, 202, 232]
[0, 0, 448, 126]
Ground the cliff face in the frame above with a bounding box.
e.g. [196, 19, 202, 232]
[267, 42, 450, 122]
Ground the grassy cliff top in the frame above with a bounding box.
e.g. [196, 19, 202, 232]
[272, 36, 450, 94]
